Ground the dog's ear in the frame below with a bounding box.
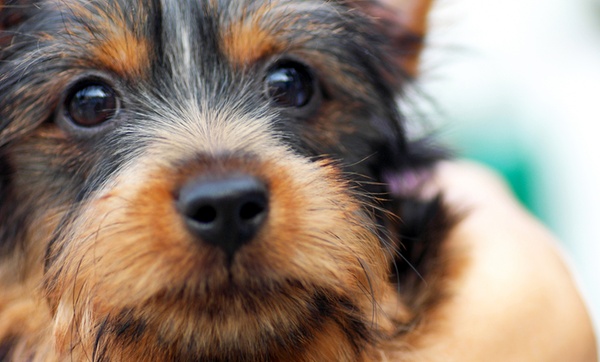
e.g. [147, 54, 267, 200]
[341, 0, 439, 175]
[347, 0, 432, 78]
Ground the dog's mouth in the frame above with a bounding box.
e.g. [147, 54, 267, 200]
[154, 274, 338, 318]
[142, 229, 383, 358]
[94, 273, 377, 361]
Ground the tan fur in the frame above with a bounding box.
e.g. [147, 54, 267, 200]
[60, 0, 151, 77]
[222, 3, 284, 66]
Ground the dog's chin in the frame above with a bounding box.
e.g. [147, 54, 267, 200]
[140, 271, 365, 357]
[46, 231, 392, 361]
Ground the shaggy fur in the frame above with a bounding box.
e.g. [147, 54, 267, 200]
[0, 0, 454, 360]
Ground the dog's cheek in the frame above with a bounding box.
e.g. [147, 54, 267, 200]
[9, 130, 87, 201]
[0, 129, 89, 263]
[294, 100, 404, 194]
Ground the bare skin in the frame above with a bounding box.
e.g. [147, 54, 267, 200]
[420, 161, 597, 361]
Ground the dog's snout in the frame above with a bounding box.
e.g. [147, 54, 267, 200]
[177, 175, 269, 256]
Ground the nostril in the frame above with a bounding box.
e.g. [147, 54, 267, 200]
[239, 199, 266, 222]
[192, 205, 218, 224]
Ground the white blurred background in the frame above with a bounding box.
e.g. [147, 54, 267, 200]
[415, 0, 600, 337]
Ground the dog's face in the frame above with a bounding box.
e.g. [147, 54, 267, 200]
[0, 0, 439, 360]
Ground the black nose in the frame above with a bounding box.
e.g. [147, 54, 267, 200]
[177, 175, 269, 257]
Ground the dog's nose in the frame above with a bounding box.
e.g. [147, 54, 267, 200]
[177, 175, 269, 257]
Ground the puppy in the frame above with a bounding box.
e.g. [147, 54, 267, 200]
[0, 0, 452, 360]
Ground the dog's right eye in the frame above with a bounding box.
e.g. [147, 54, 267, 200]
[65, 82, 119, 128]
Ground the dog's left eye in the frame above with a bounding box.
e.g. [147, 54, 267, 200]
[265, 61, 316, 108]
[65, 82, 119, 127]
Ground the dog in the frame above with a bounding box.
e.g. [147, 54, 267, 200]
[0, 0, 453, 360]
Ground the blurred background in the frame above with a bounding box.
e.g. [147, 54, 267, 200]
[413, 0, 600, 337]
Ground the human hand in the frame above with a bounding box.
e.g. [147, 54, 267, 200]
[418, 161, 597, 361]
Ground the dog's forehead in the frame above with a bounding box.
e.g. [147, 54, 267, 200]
[56, 1, 341, 69]
[50, 0, 376, 89]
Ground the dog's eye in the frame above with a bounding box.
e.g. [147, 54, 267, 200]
[265, 61, 315, 108]
[66, 82, 119, 127]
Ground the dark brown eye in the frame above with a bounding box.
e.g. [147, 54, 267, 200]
[265, 61, 315, 108]
[66, 82, 118, 127]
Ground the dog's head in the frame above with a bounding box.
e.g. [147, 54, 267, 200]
[0, 1, 443, 360]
